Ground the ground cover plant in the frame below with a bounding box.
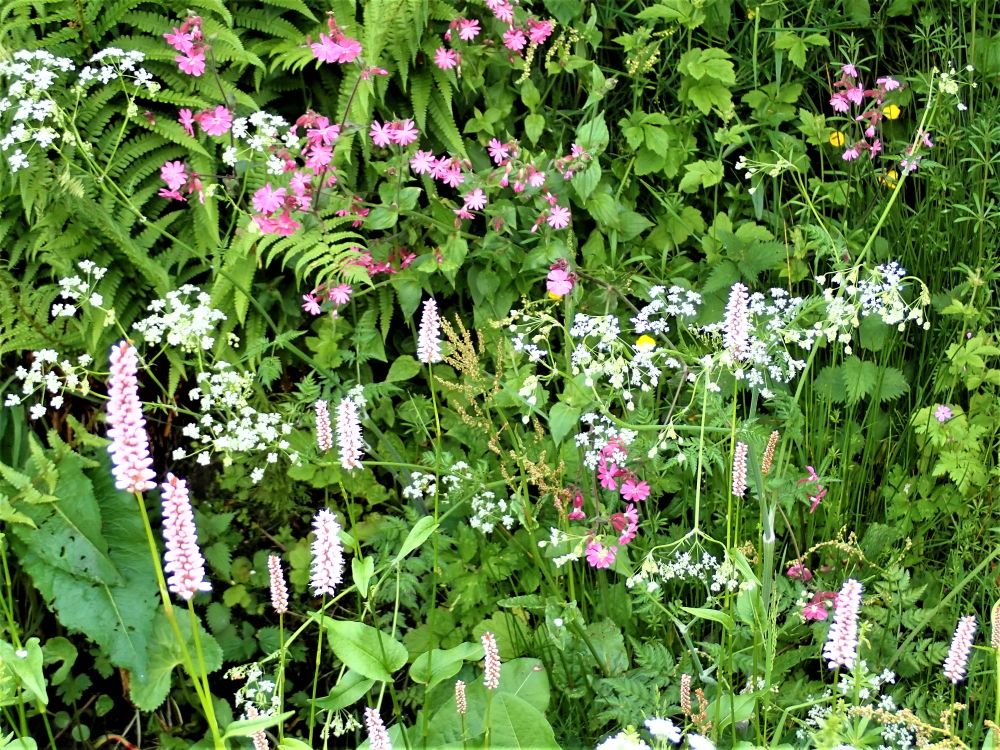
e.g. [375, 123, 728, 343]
[2, 0, 1000, 748]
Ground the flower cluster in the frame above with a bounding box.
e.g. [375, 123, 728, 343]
[417, 298, 443, 364]
[310, 508, 345, 597]
[132, 285, 227, 353]
[228, 662, 280, 733]
[78, 48, 157, 95]
[311, 14, 362, 65]
[160, 473, 211, 601]
[942, 614, 977, 684]
[50, 260, 108, 317]
[625, 548, 723, 594]
[823, 578, 863, 670]
[335, 388, 366, 471]
[370, 118, 420, 148]
[164, 15, 208, 76]
[631, 285, 702, 336]
[434, 2, 553, 71]
[828, 63, 902, 162]
[5, 349, 93, 418]
[569, 314, 664, 410]
[470, 489, 517, 534]
[0, 50, 74, 173]
[106, 341, 157, 493]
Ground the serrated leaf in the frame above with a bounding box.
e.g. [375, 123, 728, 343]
[874, 367, 909, 402]
[841, 356, 879, 404]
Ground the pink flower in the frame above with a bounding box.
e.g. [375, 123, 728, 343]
[463, 188, 487, 211]
[503, 27, 527, 52]
[253, 210, 301, 236]
[160, 160, 188, 191]
[336, 395, 364, 470]
[410, 150, 435, 175]
[364, 707, 392, 750]
[302, 292, 322, 316]
[434, 47, 460, 70]
[310, 508, 345, 596]
[877, 75, 900, 91]
[527, 168, 546, 188]
[164, 27, 195, 54]
[723, 282, 751, 361]
[786, 562, 813, 581]
[611, 503, 639, 544]
[370, 120, 393, 147]
[546, 205, 570, 229]
[732, 441, 748, 498]
[253, 184, 286, 214]
[823, 578, 863, 670]
[934, 404, 953, 423]
[441, 165, 465, 188]
[802, 601, 829, 621]
[842, 145, 860, 161]
[417, 298, 443, 363]
[328, 284, 352, 305]
[842, 63, 859, 78]
[196, 105, 232, 136]
[528, 19, 554, 44]
[918, 129, 934, 148]
[390, 118, 419, 147]
[620, 478, 650, 502]
[311, 33, 362, 64]
[178, 108, 195, 137]
[315, 399, 333, 451]
[176, 51, 205, 76]
[943, 615, 977, 684]
[458, 19, 481, 40]
[597, 462, 618, 491]
[586, 541, 617, 569]
[829, 93, 850, 112]
[488, 138, 510, 165]
[307, 120, 341, 147]
[546, 267, 574, 296]
[482, 632, 501, 689]
[106, 341, 157, 494]
[267, 554, 288, 614]
[455, 680, 467, 714]
[487, 0, 514, 24]
[160, 474, 211, 601]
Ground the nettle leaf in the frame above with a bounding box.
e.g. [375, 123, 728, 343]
[678, 160, 724, 193]
[873, 367, 909, 402]
[841, 356, 880, 404]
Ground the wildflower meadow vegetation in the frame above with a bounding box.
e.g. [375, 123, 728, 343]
[3, 0, 1000, 748]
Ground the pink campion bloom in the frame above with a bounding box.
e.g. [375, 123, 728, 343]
[254, 210, 301, 236]
[164, 27, 195, 54]
[597, 462, 619, 491]
[310, 508, 345, 596]
[328, 284, 352, 305]
[845, 84, 865, 106]
[160, 160, 188, 191]
[503, 27, 528, 52]
[441, 166, 465, 188]
[586, 541, 617, 569]
[527, 19, 554, 44]
[829, 93, 850, 113]
[786, 562, 813, 581]
[458, 18, 481, 40]
[546, 205, 571, 229]
[178, 108, 195, 137]
[616, 504, 639, 545]
[160, 474, 212, 601]
[488, 0, 515, 24]
[304, 144, 332, 171]
[527, 168, 546, 187]
[620, 477, 650, 502]
[842, 63, 859, 78]
[176, 51, 206, 76]
[877, 75, 900, 91]
[307, 120, 341, 146]
[934, 404, 953, 422]
[488, 138, 510, 165]
[430, 157, 451, 181]
[311, 33, 362, 64]
[410, 150, 435, 175]
[196, 105, 232, 136]
[369, 120, 393, 147]
[434, 47, 460, 70]
[918, 129, 934, 148]
[809, 487, 827, 513]
[454, 207, 474, 221]
[568, 491, 585, 520]
[842, 145, 860, 161]
[802, 601, 829, 621]
[253, 184, 286, 214]
[390, 118, 419, 146]
[106, 341, 157, 494]
[267, 554, 289, 614]
[463, 188, 487, 211]
[546, 267, 575, 296]
[361, 65, 389, 80]
[302, 292, 322, 316]
[869, 139, 882, 158]
[290, 171, 312, 197]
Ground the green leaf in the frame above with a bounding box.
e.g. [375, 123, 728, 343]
[223, 711, 294, 738]
[313, 669, 375, 712]
[278, 739, 314, 750]
[409, 642, 483, 689]
[841, 356, 880, 404]
[393, 516, 439, 564]
[548, 403, 580, 445]
[571, 161, 601, 202]
[352, 556, 375, 599]
[0, 638, 46, 704]
[322, 618, 407, 682]
[524, 114, 545, 144]
[874, 368, 909, 402]
[487, 692, 561, 749]
[679, 606, 734, 631]
[385, 355, 422, 383]
[679, 159, 724, 193]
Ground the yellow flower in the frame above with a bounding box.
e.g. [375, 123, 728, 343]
[880, 169, 899, 189]
[883, 103, 901, 120]
[635, 335, 656, 351]
[828, 131, 846, 147]
[547, 291, 563, 301]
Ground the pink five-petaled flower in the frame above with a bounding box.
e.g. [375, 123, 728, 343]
[389, 119, 419, 147]
[802, 600, 829, 621]
[106, 340, 157, 494]
[410, 150, 435, 175]
[620, 477, 650, 502]
[546, 267, 574, 297]
[335, 394, 364, 471]
[310, 508, 344, 597]
[176, 50, 206, 76]
[586, 541, 617, 569]
[823, 578, 863, 670]
[503, 27, 527, 52]
[481, 632, 501, 689]
[416, 298, 443, 364]
[364, 707, 392, 750]
[463, 188, 487, 211]
[597, 462, 618, 491]
[877, 75, 901, 91]
[311, 33, 363, 64]
[934, 404, 953, 423]
[314, 399, 333, 452]
[547, 205, 571, 229]
[267, 554, 289, 614]
[160, 473, 211, 601]
[178, 108, 195, 137]
[160, 160, 188, 192]
[196, 105, 232, 136]
[370, 120, 393, 147]
[302, 292, 322, 316]
[253, 184, 286, 214]
[943, 615, 977, 684]
[328, 284, 352, 305]
[786, 562, 813, 581]
[528, 19, 554, 44]
[434, 47, 460, 70]
[488, 138, 510, 165]
[458, 19, 481, 40]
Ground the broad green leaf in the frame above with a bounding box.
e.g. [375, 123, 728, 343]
[313, 669, 374, 712]
[548, 403, 580, 445]
[524, 114, 545, 144]
[385, 355, 421, 383]
[393, 517, 439, 564]
[0, 638, 46, 704]
[278, 740, 313, 750]
[679, 160, 724, 193]
[841, 356, 880, 404]
[410, 642, 483, 689]
[680, 606, 734, 631]
[487, 692, 561, 749]
[352, 556, 375, 599]
[571, 161, 601, 202]
[322, 618, 407, 682]
[223, 711, 294, 738]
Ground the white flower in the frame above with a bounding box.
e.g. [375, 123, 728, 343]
[645, 718, 681, 743]
[595, 731, 651, 750]
[687, 734, 715, 750]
